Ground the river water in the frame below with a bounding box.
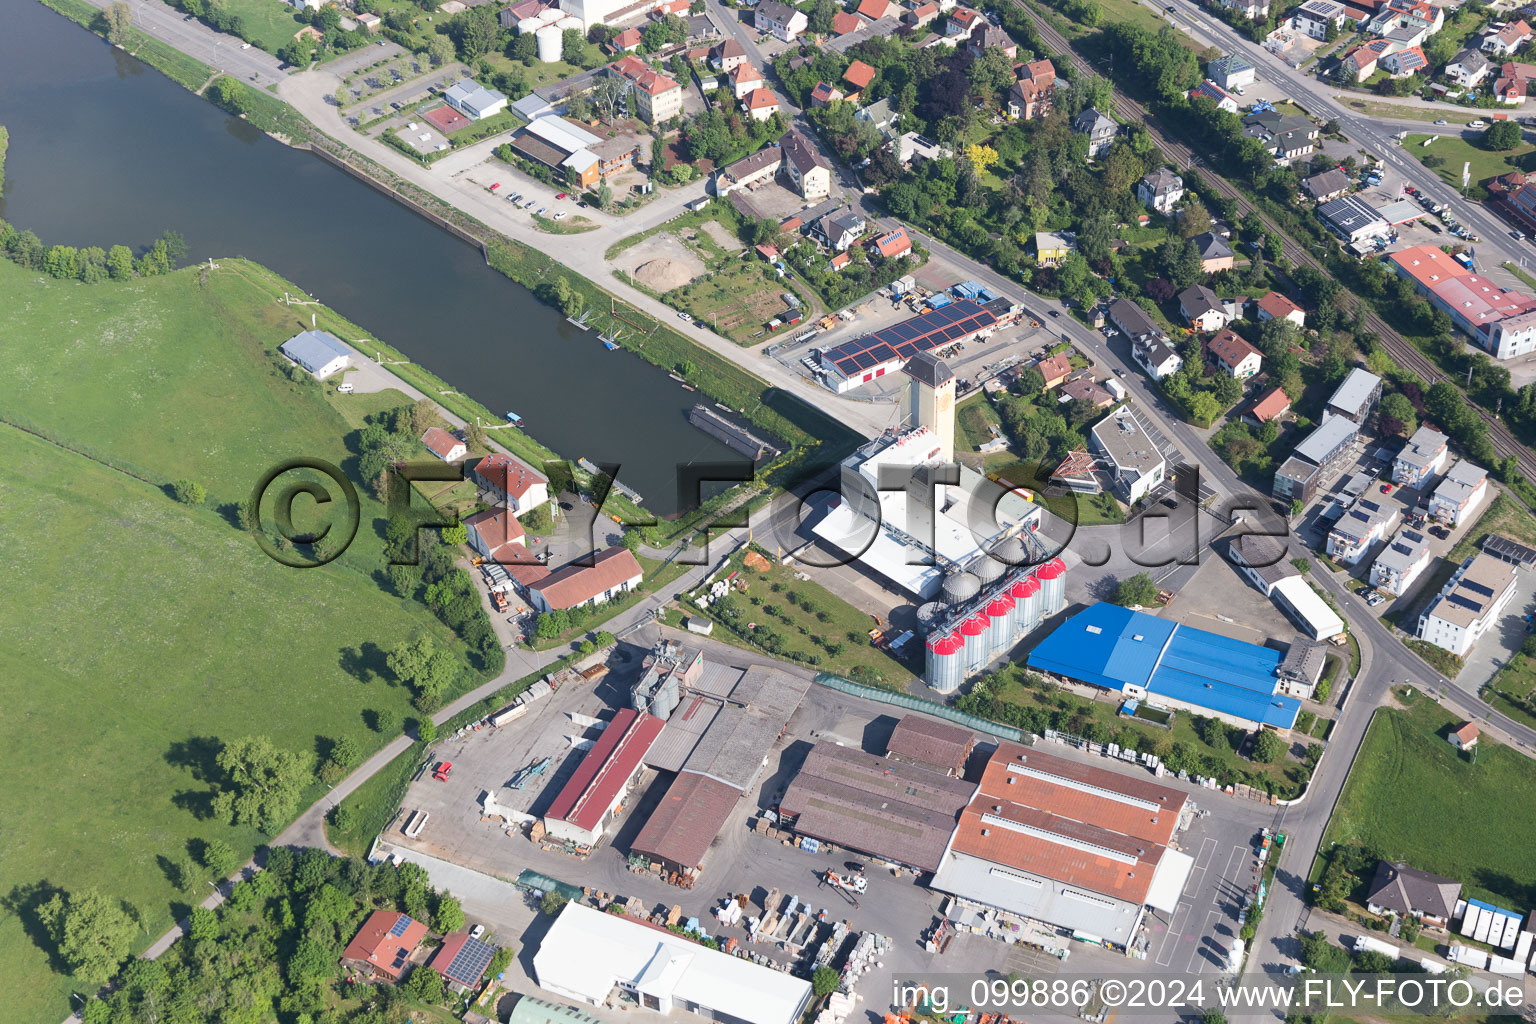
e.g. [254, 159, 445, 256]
[0, 2, 742, 515]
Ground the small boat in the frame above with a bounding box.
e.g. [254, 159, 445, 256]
[668, 373, 685, 383]
[601, 338, 618, 351]
[680, 384, 695, 391]
[505, 412, 523, 426]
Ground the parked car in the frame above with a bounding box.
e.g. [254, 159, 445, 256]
[1434, 119, 1447, 125]
[554, 211, 568, 220]
[678, 312, 694, 322]
[489, 182, 501, 191]
[555, 192, 568, 200]
[1470, 120, 1487, 128]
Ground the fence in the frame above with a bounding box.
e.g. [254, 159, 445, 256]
[813, 673, 1027, 743]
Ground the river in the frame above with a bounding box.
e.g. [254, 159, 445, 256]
[0, 1, 744, 516]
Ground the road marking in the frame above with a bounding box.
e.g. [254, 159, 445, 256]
[1156, 901, 1191, 966]
[1190, 910, 1223, 973]
[1215, 845, 1245, 905]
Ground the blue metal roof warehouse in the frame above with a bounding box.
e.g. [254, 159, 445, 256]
[1027, 604, 1300, 729]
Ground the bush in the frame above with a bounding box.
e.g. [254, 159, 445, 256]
[171, 479, 207, 505]
[1252, 730, 1286, 764]
[1114, 573, 1158, 607]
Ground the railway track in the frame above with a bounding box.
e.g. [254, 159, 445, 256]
[1015, 1, 1536, 482]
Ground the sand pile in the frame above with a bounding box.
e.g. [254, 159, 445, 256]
[634, 258, 697, 291]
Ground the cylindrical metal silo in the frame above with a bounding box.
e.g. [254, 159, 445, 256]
[984, 593, 1016, 660]
[960, 612, 989, 672]
[916, 601, 943, 635]
[516, 15, 543, 33]
[536, 25, 563, 62]
[656, 674, 680, 720]
[969, 554, 1004, 588]
[1036, 557, 1067, 613]
[942, 571, 979, 606]
[535, 7, 563, 25]
[555, 15, 582, 30]
[926, 631, 965, 694]
[991, 536, 1026, 567]
[1010, 574, 1041, 633]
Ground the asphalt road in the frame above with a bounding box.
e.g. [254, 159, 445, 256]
[75, 0, 285, 88]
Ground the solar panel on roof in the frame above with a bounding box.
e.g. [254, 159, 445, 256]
[446, 936, 496, 985]
[388, 914, 412, 937]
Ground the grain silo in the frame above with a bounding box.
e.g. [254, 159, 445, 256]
[926, 631, 965, 694]
[941, 571, 979, 606]
[536, 24, 564, 62]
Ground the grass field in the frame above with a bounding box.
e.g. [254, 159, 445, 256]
[1403, 133, 1535, 196]
[1335, 100, 1481, 125]
[1321, 693, 1536, 907]
[0, 259, 475, 1024]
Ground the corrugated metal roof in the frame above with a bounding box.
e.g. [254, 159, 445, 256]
[629, 770, 743, 870]
[544, 708, 664, 831]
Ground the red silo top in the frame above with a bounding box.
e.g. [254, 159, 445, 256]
[986, 595, 1015, 617]
[961, 613, 989, 637]
[928, 632, 964, 655]
[1010, 575, 1041, 599]
[1036, 557, 1066, 580]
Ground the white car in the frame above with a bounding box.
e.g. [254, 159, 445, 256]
[554, 211, 568, 220]
[678, 312, 693, 322]
[1434, 119, 1448, 125]
[1470, 120, 1487, 128]
[534, 207, 546, 217]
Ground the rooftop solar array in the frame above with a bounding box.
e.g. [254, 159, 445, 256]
[388, 914, 412, 938]
[445, 935, 496, 986]
[1484, 533, 1536, 566]
[823, 300, 997, 377]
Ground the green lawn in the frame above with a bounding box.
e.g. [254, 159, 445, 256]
[220, 0, 310, 56]
[0, 260, 475, 1024]
[1321, 694, 1536, 907]
[1403, 133, 1535, 195]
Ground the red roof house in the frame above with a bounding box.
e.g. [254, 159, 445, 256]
[810, 81, 844, 106]
[870, 226, 912, 259]
[1255, 291, 1305, 326]
[421, 427, 467, 462]
[832, 10, 864, 33]
[744, 87, 780, 119]
[611, 27, 642, 51]
[1246, 386, 1292, 425]
[842, 59, 876, 90]
[1449, 721, 1480, 749]
[856, 0, 893, 19]
[342, 911, 428, 981]
[529, 545, 644, 612]
[469, 453, 548, 510]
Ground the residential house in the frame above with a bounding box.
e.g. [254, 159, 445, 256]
[611, 26, 643, 51]
[855, 97, 899, 132]
[729, 62, 764, 99]
[465, 507, 528, 562]
[744, 88, 780, 120]
[1417, 552, 1519, 656]
[1178, 284, 1236, 331]
[1428, 459, 1488, 524]
[1007, 78, 1049, 120]
[606, 56, 682, 124]
[1190, 79, 1239, 112]
[1133, 335, 1184, 380]
[1365, 862, 1462, 926]
[869, 226, 913, 259]
[356, 11, 381, 32]
[856, 0, 895, 19]
[782, 131, 832, 198]
[1449, 722, 1480, 750]
[710, 145, 782, 195]
[1295, 0, 1347, 39]
[1369, 526, 1432, 595]
[421, 427, 467, 463]
[1243, 109, 1319, 164]
[1494, 61, 1536, 103]
[905, 2, 939, 27]
[1325, 493, 1400, 565]
[469, 453, 550, 515]
[810, 81, 845, 106]
[1219, 0, 1268, 19]
[893, 131, 951, 166]
[1338, 38, 1393, 81]
[1273, 413, 1359, 503]
[1090, 410, 1167, 503]
[1034, 230, 1076, 268]
[1365, 0, 1443, 45]
[843, 59, 877, 99]
[1445, 48, 1492, 88]
[755, 0, 809, 41]
[1246, 386, 1292, 426]
[528, 546, 645, 613]
[1072, 107, 1118, 158]
[1380, 45, 1428, 77]
[1036, 352, 1072, 389]
[810, 207, 868, 251]
[429, 932, 498, 993]
[1060, 377, 1114, 409]
[1207, 54, 1257, 90]
[444, 79, 508, 120]
[1193, 231, 1235, 273]
[832, 10, 865, 33]
[1137, 168, 1185, 213]
[1207, 328, 1263, 378]
[1255, 291, 1305, 327]
[1108, 297, 1161, 344]
[709, 38, 749, 71]
[1392, 425, 1449, 488]
[1325, 366, 1382, 425]
[1483, 18, 1532, 56]
[1018, 58, 1057, 91]
[342, 911, 428, 982]
[1303, 167, 1351, 201]
[945, 6, 983, 40]
[968, 23, 1017, 58]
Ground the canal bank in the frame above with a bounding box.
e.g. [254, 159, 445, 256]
[17, 0, 863, 523]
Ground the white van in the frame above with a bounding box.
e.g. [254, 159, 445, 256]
[336, 381, 354, 394]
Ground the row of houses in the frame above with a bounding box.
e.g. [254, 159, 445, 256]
[1273, 367, 1382, 503]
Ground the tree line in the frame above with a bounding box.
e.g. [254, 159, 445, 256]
[0, 221, 187, 282]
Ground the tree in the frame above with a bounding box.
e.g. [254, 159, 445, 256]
[1176, 196, 1211, 239]
[435, 895, 466, 933]
[1289, 498, 1304, 519]
[320, 735, 362, 784]
[418, 717, 437, 744]
[812, 964, 840, 998]
[1483, 120, 1522, 151]
[38, 890, 138, 986]
[1378, 392, 1417, 438]
[200, 837, 239, 877]
[387, 632, 458, 705]
[278, 40, 312, 68]
[1252, 730, 1286, 763]
[106, 244, 134, 280]
[596, 181, 613, 211]
[1115, 573, 1158, 607]
[211, 736, 312, 834]
[426, 34, 454, 67]
[404, 961, 445, 1002]
[1202, 1010, 1228, 1024]
[540, 890, 569, 915]
[510, 31, 537, 64]
[171, 479, 207, 505]
[449, 7, 499, 61]
[965, 143, 999, 175]
[104, 1, 133, 46]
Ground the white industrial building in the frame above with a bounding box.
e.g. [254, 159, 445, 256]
[929, 743, 1193, 951]
[279, 330, 352, 379]
[1418, 552, 1520, 657]
[534, 903, 813, 1024]
[444, 79, 509, 120]
[1089, 408, 1166, 504]
[1270, 576, 1346, 641]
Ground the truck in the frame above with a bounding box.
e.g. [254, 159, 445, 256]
[490, 589, 509, 612]
[432, 761, 453, 782]
[1353, 935, 1400, 960]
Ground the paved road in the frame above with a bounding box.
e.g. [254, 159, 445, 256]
[75, 0, 285, 88]
[1149, 0, 1535, 289]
